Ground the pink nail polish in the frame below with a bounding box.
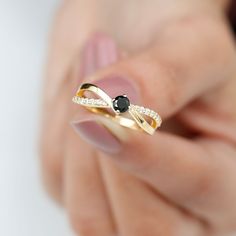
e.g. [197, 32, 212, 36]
[80, 32, 119, 78]
[79, 37, 97, 77]
[94, 76, 140, 104]
[72, 33, 139, 153]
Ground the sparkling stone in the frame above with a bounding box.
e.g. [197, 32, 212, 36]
[140, 107, 145, 113]
[145, 109, 150, 115]
[113, 95, 130, 113]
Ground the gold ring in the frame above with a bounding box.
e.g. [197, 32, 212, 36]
[72, 83, 162, 135]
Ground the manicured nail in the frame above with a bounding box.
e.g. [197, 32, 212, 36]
[72, 33, 139, 153]
[80, 32, 119, 77]
[93, 76, 140, 104]
[72, 118, 122, 153]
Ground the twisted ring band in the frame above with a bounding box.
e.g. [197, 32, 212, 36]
[72, 83, 162, 135]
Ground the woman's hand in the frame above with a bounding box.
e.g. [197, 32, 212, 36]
[41, 0, 236, 235]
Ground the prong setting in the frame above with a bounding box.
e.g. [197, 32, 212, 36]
[112, 95, 130, 113]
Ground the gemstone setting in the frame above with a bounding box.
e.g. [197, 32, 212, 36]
[113, 95, 130, 113]
[72, 95, 162, 127]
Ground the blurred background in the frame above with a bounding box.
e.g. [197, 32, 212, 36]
[0, 1, 74, 235]
[1, 1, 236, 236]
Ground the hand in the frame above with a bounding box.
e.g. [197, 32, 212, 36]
[41, 0, 236, 235]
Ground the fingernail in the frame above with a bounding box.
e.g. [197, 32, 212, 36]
[93, 76, 140, 104]
[72, 118, 122, 153]
[80, 32, 119, 77]
[72, 33, 139, 153]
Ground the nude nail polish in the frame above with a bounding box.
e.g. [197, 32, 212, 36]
[72, 33, 139, 153]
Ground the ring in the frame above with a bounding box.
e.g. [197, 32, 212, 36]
[72, 83, 162, 135]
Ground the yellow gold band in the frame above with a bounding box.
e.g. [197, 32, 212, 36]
[72, 83, 162, 135]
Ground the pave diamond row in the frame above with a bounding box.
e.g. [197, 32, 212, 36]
[130, 104, 162, 125]
[73, 96, 162, 125]
[72, 96, 109, 107]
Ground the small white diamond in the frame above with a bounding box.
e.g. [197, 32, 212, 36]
[145, 108, 150, 115]
[93, 99, 98, 105]
[140, 107, 145, 113]
[156, 116, 162, 123]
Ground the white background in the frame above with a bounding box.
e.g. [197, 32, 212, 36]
[0, 1, 74, 235]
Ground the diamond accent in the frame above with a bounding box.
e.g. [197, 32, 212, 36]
[72, 96, 162, 126]
[72, 96, 109, 107]
[130, 104, 162, 126]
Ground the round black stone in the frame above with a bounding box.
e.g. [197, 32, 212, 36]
[113, 95, 130, 113]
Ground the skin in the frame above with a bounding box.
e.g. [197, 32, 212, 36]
[41, 0, 236, 235]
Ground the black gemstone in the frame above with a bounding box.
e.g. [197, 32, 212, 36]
[113, 95, 130, 113]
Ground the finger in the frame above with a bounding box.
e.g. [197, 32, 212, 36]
[100, 157, 209, 236]
[106, 129, 236, 229]
[40, 0, 94, 203]
[87, 11, 236, 119]
[72, 12, 236, 229]
[64, 128, 116, 236]
[40, 72, 74, 204]
[65, 34, 121, 235]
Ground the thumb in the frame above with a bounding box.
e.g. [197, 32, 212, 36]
[72, 15, 236, 227]
[86, 16, 235, 119]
